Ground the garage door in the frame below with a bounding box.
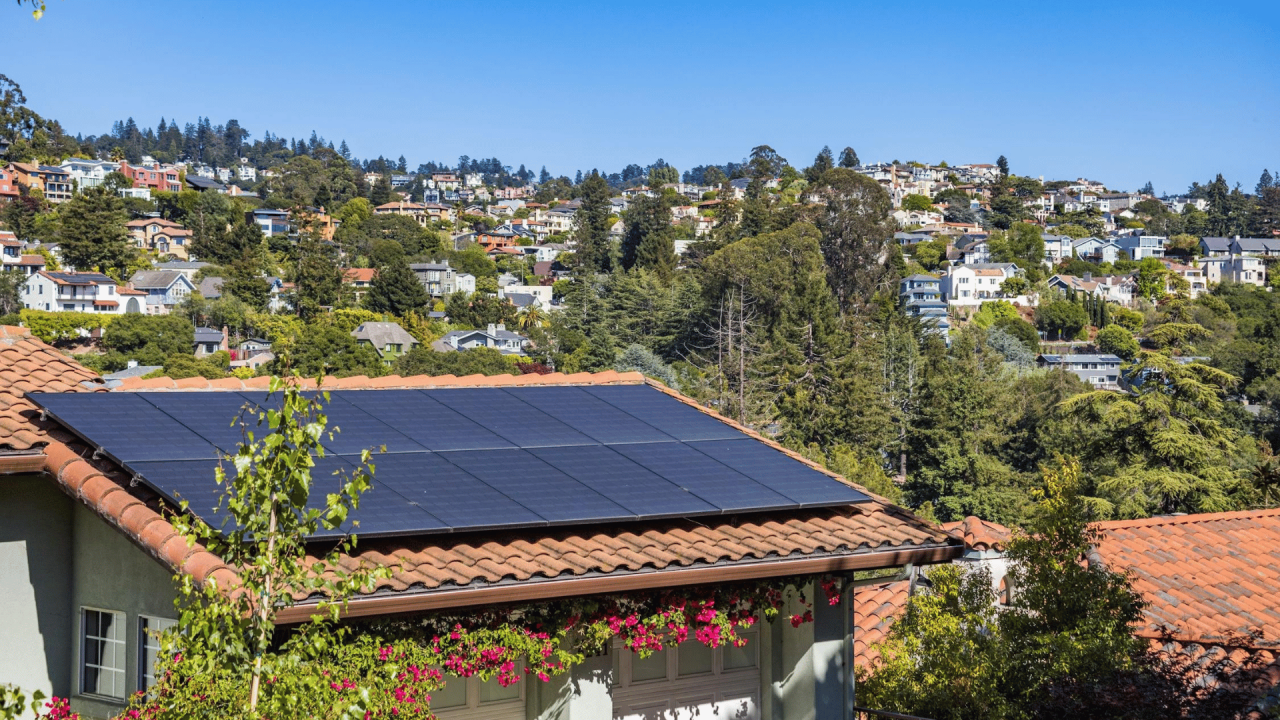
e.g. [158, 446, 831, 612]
[611, 631, 761, 720]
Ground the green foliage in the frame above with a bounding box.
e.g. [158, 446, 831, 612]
[987, 326, 1036, 367]
[994, 316, 1041, 353]
[573, 172, 613, 273]
[614, 343, 678, 388]
[445, 291, 517, 329]
[0, 270, 24, 315]
[1096, 324, 1140, 360]
[160, 353, 230, 380]
[901, 194, 934, 212]
[56, 187, 134, 275]
[971, 300, 1020, 329]
[364, 250, 430, 316]
[1035, 298, 1089, 340]
[272, 323, 385, 378]
[813, 168, 896, 311]
[100, 313, 194, 365]
[1112, 305, 1145, 333]
[911, 239, 947, 270]
[393, 346, 519, 377]
[290, 232, 344, 320]
[448, 243, 498, 278]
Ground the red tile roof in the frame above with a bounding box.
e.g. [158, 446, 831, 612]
[939, 516, 1012, 551]
[0, 326, 105, 453]
[0, 330, 961, 621]
[1094, 509, 1280, 649]
[853, 579, 911, 668]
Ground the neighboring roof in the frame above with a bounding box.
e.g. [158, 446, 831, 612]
[901, 274, 940, 282]
[0, 326, 104, 453]
[185, 175, 225, 191]
[127, 218, 183, 228]
[344, 268, 376, 283]
[18, 255, 45, 266]
[40, 271, 115, 286]
[1201, 237, 1233, 251]
[193, 327, 223, 344]
[939, 516, 1012, 551]
[1093, 509, 1280, 648]
[198, 277, 223, 299]
[128, 270, 187, 289]
[101, 365, 163, 382]
[505, 292, 535, 308]
[351, 321, 420, 350]
[1038, 353, 1122, 365]
[853, 579, 911, 668]
[153, 260, 208, 270]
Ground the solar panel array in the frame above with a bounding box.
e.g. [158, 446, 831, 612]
[31, 385, 869, 538]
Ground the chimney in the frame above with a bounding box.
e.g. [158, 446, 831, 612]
[1083, 272, 1092, 282]
[127, 360, 138, 369]
[487, 323, 497, 335]
[496, 323, 506, 332]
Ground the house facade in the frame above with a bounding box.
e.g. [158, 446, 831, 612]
[21, 272, 144, 315]
[1201, 255, 1266, 287]
[435, 324, 529, 355]
[410, 262, 476, 297]
[1037, 353, 1123, 388]
[118, 162, 182, 194]
[350, 321, 420, 363]
[941, 263, 1020, 307]
[126, 219, 192, 260]
[126, 270, 196, 315]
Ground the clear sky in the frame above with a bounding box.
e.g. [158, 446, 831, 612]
[5, 0, 1278, 194]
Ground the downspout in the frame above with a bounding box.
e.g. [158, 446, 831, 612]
[843, 574, 856, 720]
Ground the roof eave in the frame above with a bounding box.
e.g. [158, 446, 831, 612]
[276, 541, 963, 623]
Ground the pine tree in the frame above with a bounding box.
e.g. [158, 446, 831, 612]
[57, 187, 133, 275]
[539, 166, 550, 184]
[364, 251, 429, 316]
[338, 140, 351, 160]
[620, 193, 670, 270]
[397, 155, 408, 173]
[369, 175, 393, 205]
[838, 146, 859, 168]
[1258, 168, 1274, 195]
[222, 249, 272, 310]
[997, 155, 1010, 177]
[573, 172, 612, 273]
[634, 226, 676, 279]
[290, 232, 343, 320]
[807, 146, 834, 182]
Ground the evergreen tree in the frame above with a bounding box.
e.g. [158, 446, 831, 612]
[396, 155, 408, 173]
[364, 249, 429, 316]
[806, 146, 834, 182]
[222, 249, 272, 311]
[338, 140, 351, 160]
[620, 193, 671, 271]
[634, 224, 676, 279]
[539, 166, 550, 184]
[574, 170, 583, 185]
[572, 172, 612, 273]
[290, 232, 343, 320]
[1138, 180, 1155, 195]
[838, 146, 859, 168]
[369, 175, 393, 205]
[1257, 168, 1274, 195]
[57, 187, 133, 275]
[996, 155, 1010, 176]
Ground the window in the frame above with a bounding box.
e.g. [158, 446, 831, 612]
[138, 616, 176, 692]
[81, 608, 126, 699]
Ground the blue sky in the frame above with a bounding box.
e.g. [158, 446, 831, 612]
[6, 0, 1278, 193]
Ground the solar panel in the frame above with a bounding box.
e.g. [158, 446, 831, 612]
[504, 386, 676, 445]
[528, 444, 715, 517]
[687, 439, 870, 506]
[441, 449, 633, 524]
[364, 452, 542, 531]
[339, 390, 514, 451]
[583, 385, 747, 441]
[433, 389, 597, 448]
[32, 383, 872, 540]
[611, 441, 796, 512]
[32, 393, 220, 462]
[138, 392, 262, 454]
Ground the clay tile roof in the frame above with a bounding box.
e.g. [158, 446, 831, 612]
[0, 326, 105, 453]
[1094, 509, 1280, 649]
[853, 579, 911, 668]
[939, 516, 1013, 551]
[3, 342, 960, 618]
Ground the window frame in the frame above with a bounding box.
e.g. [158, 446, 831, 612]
[80, 606, 128, 701]
[137, 615, 177, 694]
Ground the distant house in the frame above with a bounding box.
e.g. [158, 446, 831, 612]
[953, 235, 992, 264]
[899, 274, 949, 339]
[248, 208, 290, 237]
[1201, 255, 1266, 287]
[1072, 237, 1121, 264]
[118, 161, 182, 194]
[127, 270, 196, 315]
[1037, 353, 1123, 388]
[351, 321, 419, 363]
[343, 268, 377, 303]
[1116, 234, 1166, 260]
[10, 163, 73, 203]
[184, 175, 226, 194]
[127, 218, 192, 260]
[409, 262, 475, 297]
[58, 158, 118, 191]
[1047, 273, 1134, 305]
[21, 271, 144, 314]
[151, 260, 210, 282]
[193, 327, 227, 358]
[940, 263, 1020, 307]
[499, 284, 554, 311]
[0, 165, 20, 200]
[1159, 260, 1207, 298]
[1229, 236, 1280, 257]
[1041, 233, 1074, 266]
[434, 323, 529, 355]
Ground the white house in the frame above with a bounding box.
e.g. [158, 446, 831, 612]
[434, 324, 529, 355]
[1041, 233, 1074, 266]
[499, 284, 554, 312]
[1071, 237, 1122, 265]
[941, 263, 1020, 307]
[1116, 235, 1166, 260]
[22, 271, 145, 314]
[1201, 255, 1266, 287]
[58, 159, 119, 192]
[1037, 353, 1124, 389]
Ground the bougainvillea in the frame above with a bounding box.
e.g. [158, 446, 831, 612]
[127, 575, 844, 720]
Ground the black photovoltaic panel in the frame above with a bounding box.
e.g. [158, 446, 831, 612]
[687, 439, 869, 506]
[437, 389, 597, 448]
[31, 383, 871, 539]
[611, 441, 797, 512]
[339, 390, 514, 451]
[139, 392, 262, 454]
[364, 452, 541, 530]
[582, 385, 747, 441]
[528, 445, 715, 517]
[32, 393, 219, 462]
[441, 448, 633, 523]
[504, 386, 677, 445]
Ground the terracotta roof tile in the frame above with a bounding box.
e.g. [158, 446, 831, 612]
[1094, 509, 1280, 649]
[939, 516, 1012, 551]
[0, 326, 105, 452]
[853, 579, 912, 668]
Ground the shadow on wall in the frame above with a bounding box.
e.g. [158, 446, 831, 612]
[0, 475, 74, 697]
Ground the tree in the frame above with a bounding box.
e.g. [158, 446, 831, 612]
[812, 168, 896, 312]
[805, 146, 834, 182]
[0, 195, 42, 242]
[222, 250, 272, 311]
[901, 194, 934, 212]
[290, 233, 343, 320]
[369, 175, 392, 205]
[614, 344, 678, 388]
[620, 193, 676, 277]
[838, 146, 859, 168]
[572, 172, 612, 273]
[364, 249, 429, 316]
[0, 269, 24, 315]
[278, 323, 384, 377]
[1257, 168, 1274, 195]
[57, 187, 133, 275]
[1035, 298, 1089, 340]
[1138, 180, 1155, 195]
[1096, 324, 1140, 360]
[996, 155, 1009, 177]
[100, 313, 194, 366]
[393, 345, 517, 377]
[1134, 256, 1170, 301]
